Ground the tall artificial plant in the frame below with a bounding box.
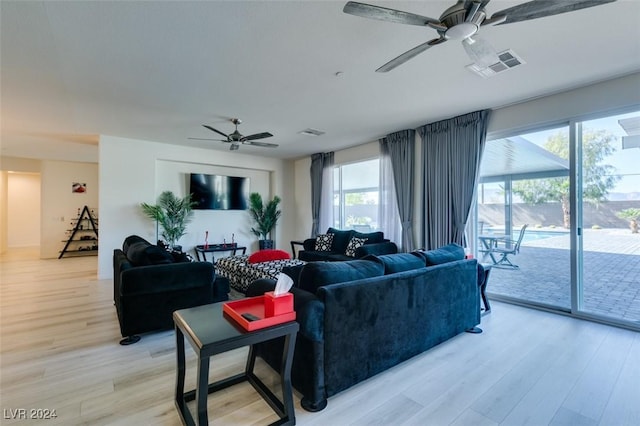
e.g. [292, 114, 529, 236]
[248, 192, 281, 241]
[140, 191, 196, 249]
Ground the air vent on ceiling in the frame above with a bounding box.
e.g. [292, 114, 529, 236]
[298, 128, 325, 136]
[466, 49, 525, 78]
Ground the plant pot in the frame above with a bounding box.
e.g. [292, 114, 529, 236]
[259, 240, 274, 250]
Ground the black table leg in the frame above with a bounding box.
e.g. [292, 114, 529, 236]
[196, 356, 210, 425]
[280, 333, 297, 424]
[175, 326, 189, 424]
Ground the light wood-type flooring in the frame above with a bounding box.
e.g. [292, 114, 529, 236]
[1, 248, 638, 425]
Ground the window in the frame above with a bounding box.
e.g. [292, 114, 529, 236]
[333, 159, 380, 231]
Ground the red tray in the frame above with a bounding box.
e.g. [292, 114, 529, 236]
[223, 296, 296, 331]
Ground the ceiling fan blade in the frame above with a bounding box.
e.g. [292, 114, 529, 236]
[243, 141, 279, 148]
[465, 0, 483, 22]
[188, 137, 227, 142]
[489, 0, 617, 25]
[376, 38, 445, 73]
[343, 1, 441, 26]
[241, 132, 274, 141]
[202, 124, 229, 139]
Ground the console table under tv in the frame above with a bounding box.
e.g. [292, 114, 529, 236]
[193, 244, 247, 262]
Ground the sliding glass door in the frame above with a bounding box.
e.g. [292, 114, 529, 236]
[477, 126, 571, 309]
[478, 108, 640, 329]
[578, 111, 640, 323]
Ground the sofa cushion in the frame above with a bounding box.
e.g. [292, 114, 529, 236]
[352, 230, 385, 244]
[298, 259, 384, 294]
[126, 241, 174, 266]
[248, 249, 291, 264]
[327, 228, 355, 253]
[366, 253, 426, 275]
[345, 237, 367, 257]
[314, 234, 334, 251]
[419, 243, 465, 266]
[122, 235, 150, 255]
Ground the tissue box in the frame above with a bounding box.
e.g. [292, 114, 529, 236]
[264, 291, 293, 317]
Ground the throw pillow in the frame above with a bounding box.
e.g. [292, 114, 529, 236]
[314, 233, 334, 251]
[248, 249, 291, 264]
[345, 237, 368, 257]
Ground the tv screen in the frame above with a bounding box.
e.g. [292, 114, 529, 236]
[189, 173, 250, 210]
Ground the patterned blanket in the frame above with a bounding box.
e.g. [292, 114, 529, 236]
[215, 255, 305, 293]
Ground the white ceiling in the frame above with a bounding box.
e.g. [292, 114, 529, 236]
[2, 0, 640, 162]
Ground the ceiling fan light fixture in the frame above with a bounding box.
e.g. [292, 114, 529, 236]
[230, 143, 240, 151]
[462, 36, 499, 68]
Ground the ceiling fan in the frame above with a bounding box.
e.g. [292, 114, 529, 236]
[343, 0, 617, 72]
[189, 118, 278, 151]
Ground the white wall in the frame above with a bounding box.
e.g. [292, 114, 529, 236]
[0, 171, 8, 253]
[40, 160, 99, 258]
[98, 135, 294, 279]
[293, 72, 640, 249]
[154, 160, 270, 249]
[7, 173, 41, 247]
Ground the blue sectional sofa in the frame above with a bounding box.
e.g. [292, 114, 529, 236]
[247, 244, 483, 411]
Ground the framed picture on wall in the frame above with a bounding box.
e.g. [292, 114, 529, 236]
[72, 182, 86, 193]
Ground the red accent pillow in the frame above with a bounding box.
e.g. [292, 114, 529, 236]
[248, 249, 291, 264]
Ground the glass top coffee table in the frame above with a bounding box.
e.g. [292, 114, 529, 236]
[173, 302, 298, 425]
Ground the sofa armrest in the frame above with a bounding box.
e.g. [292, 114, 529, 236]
[355, 241, 398, 258]
[303, 238, 317, 251]
[119, 261, 214, 296]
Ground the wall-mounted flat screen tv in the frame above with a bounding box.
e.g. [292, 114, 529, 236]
[189, 173, 250, 210]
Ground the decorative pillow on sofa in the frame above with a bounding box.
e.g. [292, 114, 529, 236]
[126, 241, 174, 266]
[171, 251, 193, 263]
[327, 227, 354, 253]
[353, 230, 384, 244]
[248, 249, 291, 264]
[345, 237, 368, 257]
[298, 259, 384, 294]
[314, 233, 334, 251]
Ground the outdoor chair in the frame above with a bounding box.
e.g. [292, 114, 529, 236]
[488, 224, 528, 269]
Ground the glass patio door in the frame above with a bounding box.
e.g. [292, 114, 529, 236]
[477, 126, 572, 310]
[577, 110, 640, 324]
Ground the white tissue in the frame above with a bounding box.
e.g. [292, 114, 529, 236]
[274, 273, 294, 296]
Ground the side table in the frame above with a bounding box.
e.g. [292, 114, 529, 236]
[193, 244, 247, 262]
[173, 302, 299, 426]
[480, 263, 492, 314]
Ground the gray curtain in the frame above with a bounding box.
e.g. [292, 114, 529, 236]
[380, 129, 415, 252]
[310, 152, 334, 237]
[418, 110, 490, 249]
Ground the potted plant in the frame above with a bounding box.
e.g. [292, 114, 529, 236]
[248, 192, 281, 250]
[617, 208, 640, 234]
[140, 191, 196, 251]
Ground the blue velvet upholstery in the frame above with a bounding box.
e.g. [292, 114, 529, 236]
[299, 228, 398, 262]
[363, 253, 425, 274]
[246, 255, 481, 411]
[298, 259, 384, 294]
[113, 235, 229, 342]
[415, 243, 465, 266]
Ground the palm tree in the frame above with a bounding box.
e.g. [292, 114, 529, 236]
[248, 192, 281, 249]
[140, 191, 196, 250]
